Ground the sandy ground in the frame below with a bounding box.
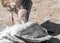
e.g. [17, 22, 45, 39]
[0, 0, 60, 43]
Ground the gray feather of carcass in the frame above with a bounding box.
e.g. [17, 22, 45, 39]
[0, 22, 52, 43]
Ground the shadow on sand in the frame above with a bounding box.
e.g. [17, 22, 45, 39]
[22, 0, 33, 21]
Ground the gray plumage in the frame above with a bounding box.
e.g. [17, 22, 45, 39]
[0, 22, 52, 43]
